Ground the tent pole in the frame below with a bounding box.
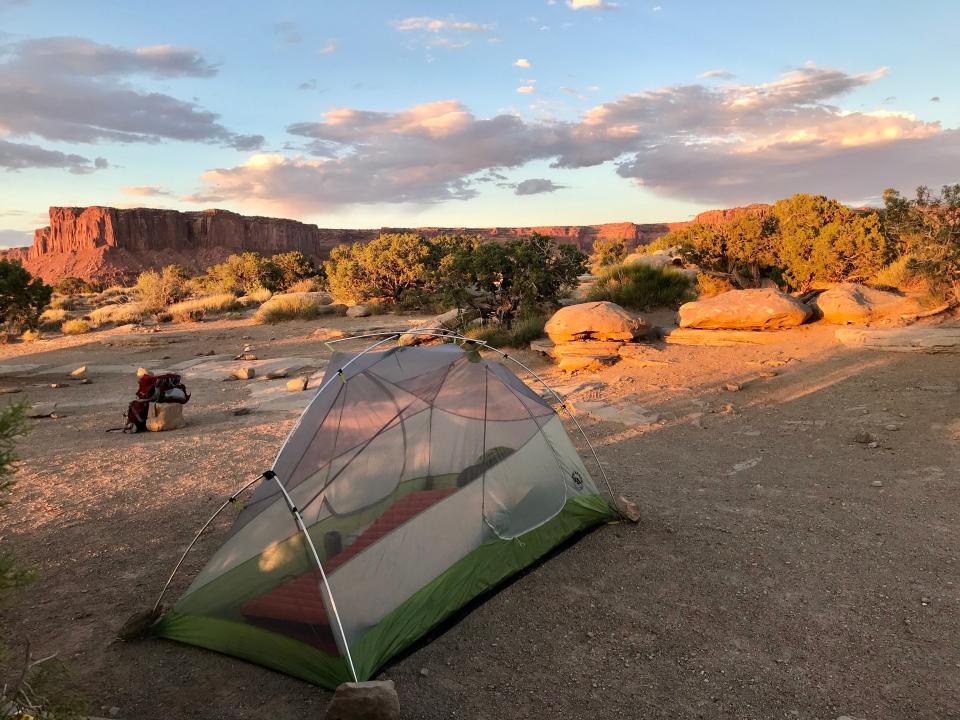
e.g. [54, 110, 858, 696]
[153, 473, 266, 613]
[266, 471, 360, 684]
[324, 330, 625, 520]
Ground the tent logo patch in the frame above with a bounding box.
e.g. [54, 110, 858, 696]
[571, 470, 584, 488]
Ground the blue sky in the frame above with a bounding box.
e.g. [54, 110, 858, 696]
[1, 0, 958, 246]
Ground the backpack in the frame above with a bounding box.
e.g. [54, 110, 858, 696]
[125, 372, 191, 433]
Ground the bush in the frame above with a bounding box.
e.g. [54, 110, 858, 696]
[54, 276, 100, 296]
[285, 277, 323, 293]
[60, 319, 91, 335]
[591, 238, 626, 269]
[39, 308, 68, 326]
[168, 294, 239, 323]
[202, 252, 278, 295]
[135, 265, 189, 311]
[88, 302, 146, 327]
[0, 260, 52, 332]
[463, 314, 547, 349]
[253, 293, 322, 324]
[696, 274, 736, 298]
[20, 329, 40, 342]
[872, 255, 922, 291]
[270, 252, 323, 291]
[587, 262, 693, 310]
[325, 234, 431, 304]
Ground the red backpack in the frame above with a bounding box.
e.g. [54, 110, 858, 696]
[125, 372, 191, 433]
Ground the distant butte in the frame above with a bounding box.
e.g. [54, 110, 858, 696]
[3, 205, 762, 284]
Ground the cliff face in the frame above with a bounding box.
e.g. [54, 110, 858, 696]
[10, 205, 703, 284]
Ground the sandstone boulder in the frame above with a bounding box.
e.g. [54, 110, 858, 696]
[233, 367, 256, 380]
[554, 340, 622, 373]
[346, 305, 371, 318]
[146, 403, 185, 432]
[286, 377, 309, 392]
[545, 301, 646, 342]
[814, 283, 919, 324]
[678, 289, 811, 330]
[325, 680, 400, 720]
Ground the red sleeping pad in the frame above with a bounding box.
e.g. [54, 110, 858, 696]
[241, 488, 457, 631]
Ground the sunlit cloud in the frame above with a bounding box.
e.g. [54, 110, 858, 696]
[567, 0, 617, 9]
[514, 58, 531, 68]
[517, 85, 536, 94]
[393, 16, 492, 33]
[121, 185, 172, 197]
[318, 39, 338, 55]
[700, 69, 734, 80]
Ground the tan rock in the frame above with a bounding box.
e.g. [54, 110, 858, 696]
[146, 403, 185, 432]
[346, 305, 371, 318]
[529, 338, 556, 357]
[616, 495, 642, 523]
[557, 356, 614, 373]
[835, 327, 960, 353]
[287, 377, 309, 392]
[665, 327, 791, 346]
[545, 301, 646, 342]
[69, 366, 87, 377]
[233, 367, 256, 380]
[325, 680, 400, 720]
[553, 340, 623, 358]
[815, 283, 919, 324]
[678, 289, 811, 330]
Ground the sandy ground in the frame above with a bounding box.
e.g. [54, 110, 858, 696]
[0, 311, 958, 719]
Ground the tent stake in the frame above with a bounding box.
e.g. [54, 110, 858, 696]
[153, 473, 266, 613]
[266, 471, 360, 684]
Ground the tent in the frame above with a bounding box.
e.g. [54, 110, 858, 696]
[155, 339, 616, 688]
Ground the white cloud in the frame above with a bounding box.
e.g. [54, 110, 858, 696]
[189, 65, 959, 212]
[514, 178, 565, 195]
[514, 58, 531, 69]
[567, 0, 617, 9]
[699, 69, 734, 80]
[393, 16, 492, 33]
[121, 185, 172, 197]
[319, 39, 338, 55]
[517, 85, 536, 94]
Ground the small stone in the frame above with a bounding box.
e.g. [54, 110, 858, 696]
[79, 378, 92, 385]
[419, 667, 430, 677]
[69, 366, 87, 377]
[346, 305, 371, 318]
[265, 370, 289, 380]
[759, 370, 778, 378]
[884, 423, 900, 431]
[615, 495, 641, 523]
[160, 355, 171, 360]
[243, 344, 252, 352]
[586, 631, 595, 639]
[871, 480, 883, 487]
[233, 407, 252, 416]
[109, 706, 120, 718]
[241, 335, 252, 340]
[325, 680, 400, 720]
[867, 441, 879, 449]
[921, 596, 931, 605]
[287, 377, 309, 392]
[233, 367, 256, 380]
[724, 382, 741, 392]
[49, 383, 67, 389]
[0, 388, 21, 394]
[27, 402, 57, 418]
[233, 353, 257, 361]
[854, 430, 874, 444]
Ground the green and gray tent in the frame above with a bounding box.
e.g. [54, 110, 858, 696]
[156, 342, 615, 688]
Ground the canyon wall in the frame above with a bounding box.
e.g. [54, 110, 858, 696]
[10, 205, 751, 284]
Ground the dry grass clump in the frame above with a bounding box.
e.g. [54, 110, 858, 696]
[61, 319, 91, 335]
[696, 274, 737, 298]
[872, 255, 926, 292]
[253, 292, 322, 324]
[168, 293, 240, 323]
[286, 277, 324, 293]
[88, 302, 147, 327]
[20, 328, 40, 342]
[40, 308, 69, 324]
[237, 287, 273, 307]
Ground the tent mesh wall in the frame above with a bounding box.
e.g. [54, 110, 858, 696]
[157, 344, 615, 687]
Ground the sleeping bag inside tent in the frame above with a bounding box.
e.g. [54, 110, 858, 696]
[155, 343, 616, 688]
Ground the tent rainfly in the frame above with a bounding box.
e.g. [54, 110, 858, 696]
[155, 340, 617, 688]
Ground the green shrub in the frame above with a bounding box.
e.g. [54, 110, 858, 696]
[591, 238, 627, 269]
[135, 265, 189, 311]
[168, 294, 240, 323]
[587, 263, 693, 310]
[54, 276, 101, 295]
[253, 292, 322, 324]
[270, 252, 323, 291]
[0, 260, 52, 332]
[696, 274, 736, 298]
[326, 234, 431, 304]
[202, 252, 278, 295]
[61, 319, 91, 335]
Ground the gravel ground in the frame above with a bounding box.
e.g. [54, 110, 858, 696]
[0, 314, 958, 719]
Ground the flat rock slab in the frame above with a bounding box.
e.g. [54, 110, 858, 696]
[0, 363, 44, 376]
[38, 362, 175, 376]
[245, 369, 327, 412]
[664, 327, 794, 346]
[183, 356, 315, 381]
[835, 327, 960, 353]
[573, 400, 660, 426]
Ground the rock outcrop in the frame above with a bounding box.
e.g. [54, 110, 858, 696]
[678, 289, 812, 330]
[814, 283, 919, 324]
[545, 301, 647, 343]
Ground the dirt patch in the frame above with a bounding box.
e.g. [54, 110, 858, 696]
[1, 315, 958, 719]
